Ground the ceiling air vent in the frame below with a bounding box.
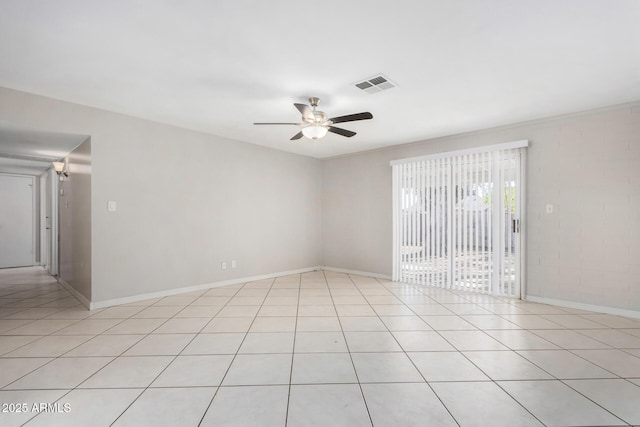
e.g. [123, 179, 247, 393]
[354, 74, 397, 94]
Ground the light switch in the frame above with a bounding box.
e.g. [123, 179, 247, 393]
[545, 204, 553, 214]
[108, 201, 117, 212]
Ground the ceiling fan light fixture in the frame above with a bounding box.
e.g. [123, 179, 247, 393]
[302, 124, 328, 140]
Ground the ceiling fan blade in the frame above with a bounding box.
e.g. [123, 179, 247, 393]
[294, 103, 315, 121]
[329, 112, 373, 124]
[290, 131, 304, 140]
[253, 122, 300, 125]
[328, 126, 356, 138]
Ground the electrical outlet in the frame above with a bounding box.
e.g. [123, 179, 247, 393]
[546, 204, 554, 214]
[221, 261, 227, 270]
[108, 201, 117, 212]
[231, 260, 237, 269]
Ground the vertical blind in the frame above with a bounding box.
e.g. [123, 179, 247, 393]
[391, 141, 527, 297]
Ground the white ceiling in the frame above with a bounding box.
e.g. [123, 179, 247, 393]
[0, 0, 638, 159]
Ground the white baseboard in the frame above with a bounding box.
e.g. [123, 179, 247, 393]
[525, 295, 640, 320]
[320, 266, 392, 280]
[57, 278, 91, 310]
[90, 266, 322, 310]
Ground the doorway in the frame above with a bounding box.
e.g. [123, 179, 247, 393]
[391, 141, 527, 298]
[0, 173, 35, 268]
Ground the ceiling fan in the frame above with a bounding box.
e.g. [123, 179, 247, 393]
[253, 97, 373, 141]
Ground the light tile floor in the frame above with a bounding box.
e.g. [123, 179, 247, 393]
[1, 267, 640, 426]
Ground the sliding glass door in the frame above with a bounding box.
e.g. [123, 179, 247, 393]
[392, 142, 526, 298]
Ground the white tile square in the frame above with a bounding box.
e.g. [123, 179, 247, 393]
[5, 335, 94, 357]
[573, 349, 640, 377]
[217, 305, 259, 317]
[405, 305, 455, 316]
[291, 353, 357, 384]
[344, 331, 402, 352]
[227, 296, 265, 306]
[262, 296, 298, 306]
[392, 331, 456, 351]
[173, 305, 221, 318]
[201, 317, 253, 333]
[89, 306, 144, 319]
[191, 296, 231, 306]
[113, 387, 216, 427]
[380, 316, 432, 331]
[565, 379, 640, 425]
[530, 329, 612, 349]
[152, 355, 234, 387]
[200, 385, 288, 427]
[63, 335, 144, 357]
[439, 330, 509, 351]
[103, 318, 165, 334]
[431, 381, 543, 427]
[0, 335, 42, 355]
[335, 305, 376, 316]
[579, 329, 640, 348]
[53, 318, 123, 335]
[517, 350, 616, 379]
[499, 380, 624, 426]
[123, 334, 194, 356]
[257, 305, 297, 317]
[351, 352, 423, 383]
[296, 316, 341, 332]
[464, 351, 553, 380]
[152, 317, 210, 333]
[132, 306, 182, 319]
[461, 315, 520, 329]
[362, 383, 457, 427]
[6, 357, 113, 389]
[153, 295, 197, 306]
[287, 384, 371, 427]
[5, 319, 78, 335]
[0, 358, 52, 388]
[249, 316, 296, 332]
[181, 333, 244, 355]
[421, 315, 476, 330]
[484, 329, 559, 350]
[238, 332, 294, 353]
[340, 316, 387, 331]
[408, 351, 489, 382]
[297, 305, 337, 316]
[295, 332, 348, 353]
[79, 356, 173, 388]
[222, 354, 292, 385]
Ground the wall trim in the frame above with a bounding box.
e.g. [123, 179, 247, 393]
[90, 266, 322, 310]
[525, 295, 640, 320]
[57, 277, 91, 310]
[321, 266, 392, 280]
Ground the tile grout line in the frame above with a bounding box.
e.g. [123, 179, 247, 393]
[283, 272, 302, 427]
[325, 270, 375, 427]
[195, 277, 276, 427]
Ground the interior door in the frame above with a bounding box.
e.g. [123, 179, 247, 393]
[0, 174, 34, 268]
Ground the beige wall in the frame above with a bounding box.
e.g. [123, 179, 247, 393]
[0, 86, 322, 304]
[58, 138, 92, 300]
[322, 103, 640, 311]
